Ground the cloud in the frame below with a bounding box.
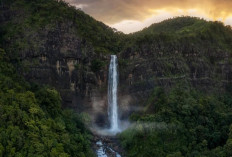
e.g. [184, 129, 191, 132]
[110, 12, 174, 33]
[65, 0, 232, 23]
[225, 16, 232, 25]
[65, 0, 232, 33]
[110, 9, 213, 33]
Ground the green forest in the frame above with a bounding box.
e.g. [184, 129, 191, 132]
[0, 48, 94, 156]
[120, 86, 232, 157]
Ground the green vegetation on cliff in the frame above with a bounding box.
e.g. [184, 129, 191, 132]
[128, 17, 232, 51]
[0, 0, 125, 56]
[120, 85, 232, 157]
[0, 48, 94, 157]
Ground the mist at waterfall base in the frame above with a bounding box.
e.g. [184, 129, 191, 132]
[93, 55, 130, 136]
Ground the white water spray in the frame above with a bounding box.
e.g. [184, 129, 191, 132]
[108, 55, 120, 133]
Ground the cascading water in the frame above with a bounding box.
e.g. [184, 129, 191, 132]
[95, 55, 122, 157]
[108, 55, 120, 133]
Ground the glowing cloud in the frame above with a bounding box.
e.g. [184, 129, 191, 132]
[65, 0, 232, 33]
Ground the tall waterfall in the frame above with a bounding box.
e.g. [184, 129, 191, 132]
[108, 55, 120, 132]
[95, 55, 122, 157]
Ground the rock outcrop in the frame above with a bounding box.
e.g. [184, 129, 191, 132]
[119, 41, 232, 110]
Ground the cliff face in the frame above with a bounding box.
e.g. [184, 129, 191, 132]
[1, 1, 232, 126]
[119, 43, 232, 109]
[117, 17, 232, 111]
[22, 24, 112, 125]
[0, 1, 114, 126]
[19, 21, 106, 107]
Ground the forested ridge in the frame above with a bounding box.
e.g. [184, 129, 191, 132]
[127, 16, 232, 52]
[119, 17, 232, 157]
[1, 0, 232, 157]
[0, 0, 125, 58]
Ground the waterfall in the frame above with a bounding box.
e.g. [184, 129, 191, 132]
[108, 55, 120, 132]
[95, 55, 123, 157]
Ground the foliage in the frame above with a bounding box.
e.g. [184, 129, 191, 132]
[0, 0, 125, 57]
[120, 85, 232, 157]
[91, 59, 106, 72]
[128, 16, 232, 52]
[0, 48, 94, 157]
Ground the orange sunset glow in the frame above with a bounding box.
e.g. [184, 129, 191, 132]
[65, 0, 232, 33]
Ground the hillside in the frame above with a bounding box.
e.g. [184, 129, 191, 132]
[120, 16, 232, 104]
[128, 16, 232, 50]
[0, 0, 125, 55]
[1, 0, 232, 156]
[0, 0, 126, 111]
[119, 17, 232, 157]
[0, 48, 94, 156]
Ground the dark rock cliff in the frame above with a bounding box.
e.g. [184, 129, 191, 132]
[0, 2, 113, 126]
[119, 41, 232, 111]
[20, 21, 107, 108]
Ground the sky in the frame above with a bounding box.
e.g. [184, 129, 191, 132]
[65, 0, 232, 34]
